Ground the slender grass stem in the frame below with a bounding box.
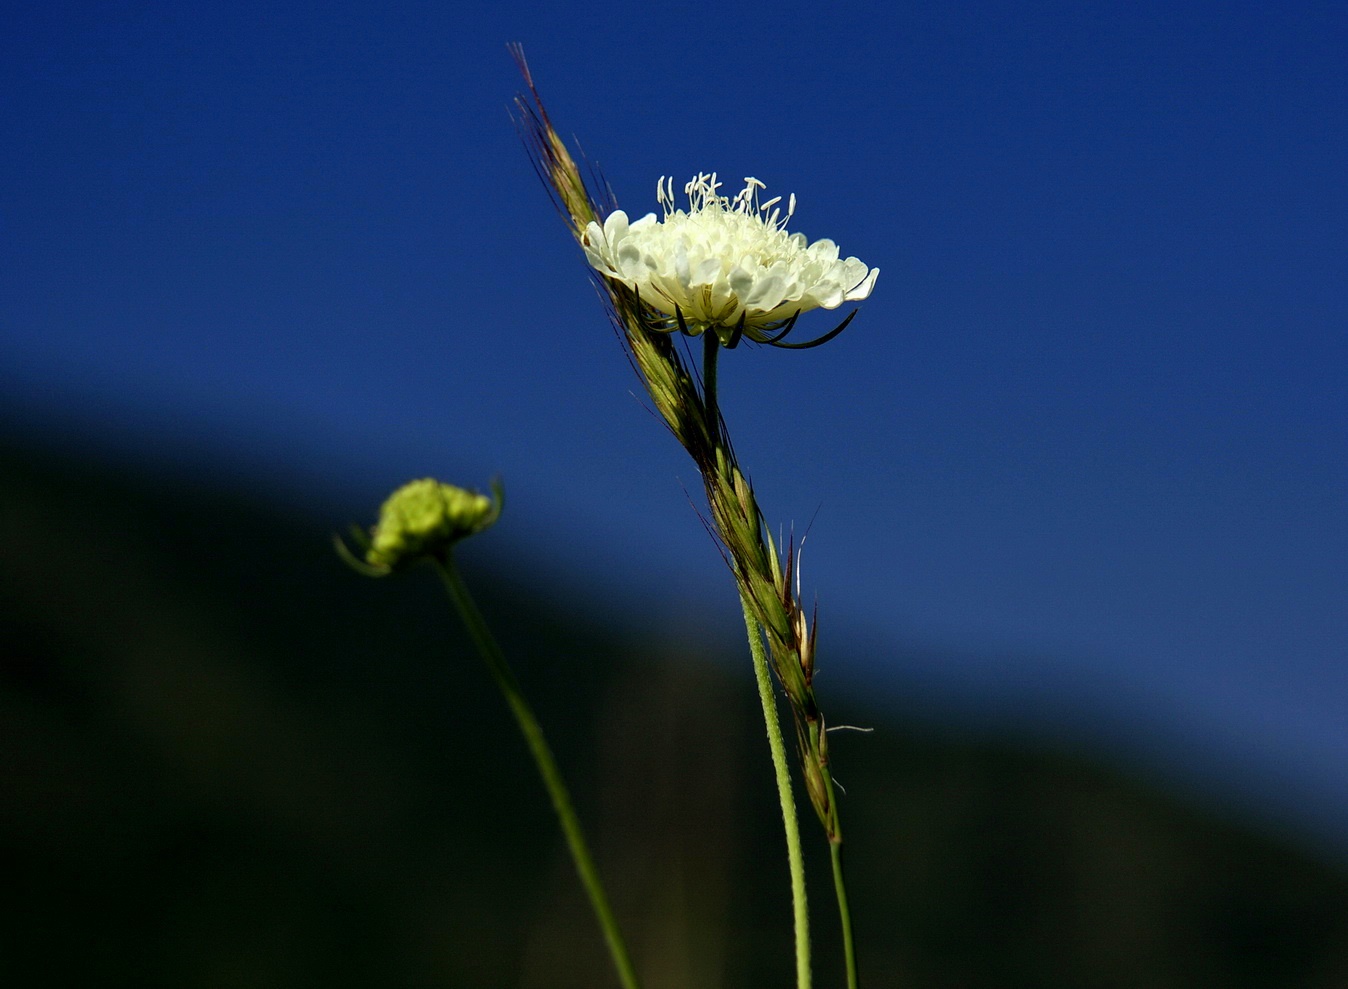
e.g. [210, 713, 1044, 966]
[741, 594, 811, 989]
[709, 333, 810, 989]
[435, 557, 641, 989]
[825, 794, 859, 989]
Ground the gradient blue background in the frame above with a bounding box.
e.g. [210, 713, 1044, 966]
[4, 2, 1344, 852]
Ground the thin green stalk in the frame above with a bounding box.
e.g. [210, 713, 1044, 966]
[435, 557, 641, 989]
[826, 806, 859, 989]
[702, 330, 721, 445]
[711, 334, 810, 989]
[741, 594, 811, 989]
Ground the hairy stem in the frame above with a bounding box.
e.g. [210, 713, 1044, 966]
[741, 593, 811, 989]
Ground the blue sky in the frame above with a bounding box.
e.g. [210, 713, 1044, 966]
[3, 2, 1345, 852]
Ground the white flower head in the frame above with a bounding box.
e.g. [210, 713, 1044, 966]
[582, 173, 879, 347]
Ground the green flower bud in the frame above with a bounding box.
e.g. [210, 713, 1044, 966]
[362, 478, 501, 570]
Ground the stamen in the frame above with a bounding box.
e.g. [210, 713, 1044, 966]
[658, 176, 675, 214]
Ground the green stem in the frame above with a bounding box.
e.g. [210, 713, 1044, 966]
[712, 332, 809, 989]
[435, 557, 641, 989]
[741, 593, 811, 989]
[827, 810, 859, 989]
[702, 330, 721, 443]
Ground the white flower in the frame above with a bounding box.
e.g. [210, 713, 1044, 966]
[582, 173, 878, 345]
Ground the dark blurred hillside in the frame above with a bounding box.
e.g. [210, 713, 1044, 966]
[3, 433, 1347, 988]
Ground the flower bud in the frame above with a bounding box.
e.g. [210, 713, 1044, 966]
[363, 478, 501, 570]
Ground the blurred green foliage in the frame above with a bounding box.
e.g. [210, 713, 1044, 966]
[2, 436, 1346, 987]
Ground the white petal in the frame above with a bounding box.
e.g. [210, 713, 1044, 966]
[616, 241, 643, 276]
[750, 273, 788, 312]
[844, 265, 879, 301]
[728, 266, 755, 299]
[603, 210, 630, 244]
[674, 244, 691, 288]
[809, 238, 840, 263]
[693, 256, 721, 287]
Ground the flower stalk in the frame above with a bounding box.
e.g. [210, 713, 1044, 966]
[339, 478, 641, 989]
[514, 47, 870, 989]
[434, 557, 642, 989]
[741, 590, 812, 988]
